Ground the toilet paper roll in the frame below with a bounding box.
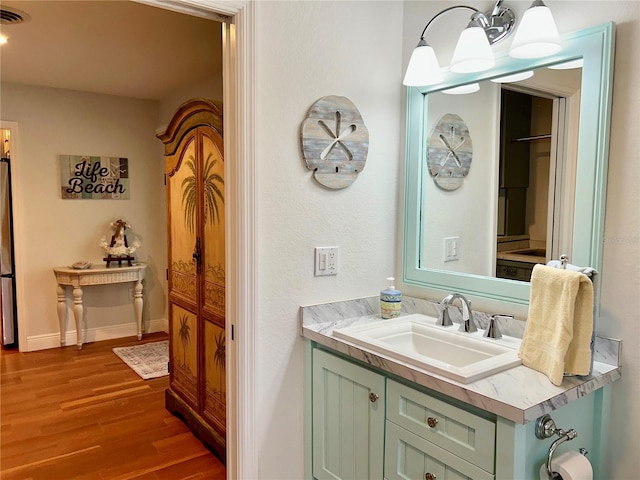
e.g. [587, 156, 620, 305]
[538, 451, 593, 480]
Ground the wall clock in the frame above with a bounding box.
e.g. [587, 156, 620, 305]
[427, 113, 473, 191]
[300, 95, 369, 189]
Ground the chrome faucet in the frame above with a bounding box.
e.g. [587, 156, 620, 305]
[437, 293, 477, 333]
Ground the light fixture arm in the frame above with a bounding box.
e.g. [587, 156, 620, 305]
[418, 5, 480, 42]
[415, 1, 516, 46]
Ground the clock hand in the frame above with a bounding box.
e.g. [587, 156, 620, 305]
[439, 134, 462, 167]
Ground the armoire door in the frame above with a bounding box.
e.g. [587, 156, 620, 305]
[199, 128, 226, 434]
[160, 99, 225, 459]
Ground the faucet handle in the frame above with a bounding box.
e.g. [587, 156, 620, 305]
[483, 314, 512, 339]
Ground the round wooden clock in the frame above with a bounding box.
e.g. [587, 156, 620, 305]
[426, 113, 473, 191]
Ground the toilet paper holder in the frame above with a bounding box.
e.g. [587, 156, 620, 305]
[535, 414, 585, 479]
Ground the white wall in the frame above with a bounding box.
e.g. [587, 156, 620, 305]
[157, 73, 223, 128]
[422, 84, 500, 275]
[254, 1, 404, 478]
[0, 83, 168, 349]
[402, 1, 639, 478]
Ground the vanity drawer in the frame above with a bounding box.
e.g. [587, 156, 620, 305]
[386, 379, 495, 473]
[385, 421, 494, 480]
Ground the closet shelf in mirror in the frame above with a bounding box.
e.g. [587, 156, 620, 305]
[512, 134, 552, 142]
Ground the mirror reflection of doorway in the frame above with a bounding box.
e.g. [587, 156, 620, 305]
[496, 87, 565, 282]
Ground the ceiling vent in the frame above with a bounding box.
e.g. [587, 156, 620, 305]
[0, 6, 30, 25]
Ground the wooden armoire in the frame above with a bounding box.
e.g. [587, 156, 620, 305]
[157, 99, 226, 460]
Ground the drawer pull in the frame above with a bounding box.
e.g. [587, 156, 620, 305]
[427, 417, 438, 428]
[425, 473, 437, 480]
[369, 392, 379, 403]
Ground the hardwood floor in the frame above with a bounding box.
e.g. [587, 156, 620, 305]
[0, 333, 225, 480]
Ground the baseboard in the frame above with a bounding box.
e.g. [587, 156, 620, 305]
[25, 317, 168, 352]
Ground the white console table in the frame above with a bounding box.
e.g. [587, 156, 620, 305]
[53, 264, 147, 350]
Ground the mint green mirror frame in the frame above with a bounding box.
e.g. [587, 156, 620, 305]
[403, 23, 615, 308]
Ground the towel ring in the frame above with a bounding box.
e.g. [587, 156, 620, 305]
[559, 254, 569, 269]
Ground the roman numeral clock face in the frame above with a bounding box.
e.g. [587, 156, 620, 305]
[427, 113, 473, 191]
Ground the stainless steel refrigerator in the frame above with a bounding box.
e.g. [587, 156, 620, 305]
[1, 154, 18, 348]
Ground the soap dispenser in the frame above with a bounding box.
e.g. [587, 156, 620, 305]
[380, 277, 402, 319]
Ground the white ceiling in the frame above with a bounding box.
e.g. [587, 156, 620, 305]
[0, 0, 222, 100]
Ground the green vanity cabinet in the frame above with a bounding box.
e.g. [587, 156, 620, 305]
[310, 346, 610, 480]
[312, 348, 385, 480]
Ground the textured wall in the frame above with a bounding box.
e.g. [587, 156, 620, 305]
[254, 1, 404, 478]
[401, 1, 639, 477]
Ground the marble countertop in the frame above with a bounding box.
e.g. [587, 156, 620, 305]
[301, 296, 622, 425]
[496, 250, 547, 265]
[496, 251, 545, 264]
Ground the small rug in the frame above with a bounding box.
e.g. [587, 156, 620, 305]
[113, 340, 169, 380]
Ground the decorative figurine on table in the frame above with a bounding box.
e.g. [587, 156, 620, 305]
[100, 219, 140, 267]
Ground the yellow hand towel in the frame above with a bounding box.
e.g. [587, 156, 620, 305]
[519, 264, 594, 386]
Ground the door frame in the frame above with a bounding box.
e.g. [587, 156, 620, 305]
[0, 121, 26, 351]
[135, 1, 257, 478]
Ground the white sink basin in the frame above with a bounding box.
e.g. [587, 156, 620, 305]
[333, 313, 522, 383]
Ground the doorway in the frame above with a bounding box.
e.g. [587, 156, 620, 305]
[2, 1, 257, 476]
[0, 128, 18, 348]
[496, 86, 571, 281]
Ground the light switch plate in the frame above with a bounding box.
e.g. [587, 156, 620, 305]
[315, 247, 338, 276]
[444, 236, 460, 262]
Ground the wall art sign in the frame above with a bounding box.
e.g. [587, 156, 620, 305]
[59, 155, 130, 199]
[300, 95, 369, 189]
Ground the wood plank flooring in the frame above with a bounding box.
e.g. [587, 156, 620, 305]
[0, 333, 225, 480]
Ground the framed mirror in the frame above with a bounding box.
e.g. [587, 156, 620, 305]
[403, 23, 615, 308]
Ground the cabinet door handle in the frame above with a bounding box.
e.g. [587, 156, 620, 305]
[427, 417, 438, 428]
[369, 392, 379, 403]
[425, 473, 437, 480]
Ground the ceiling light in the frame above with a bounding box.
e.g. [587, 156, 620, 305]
[490, 70, 535, 83]
[509, 0, 561, 58]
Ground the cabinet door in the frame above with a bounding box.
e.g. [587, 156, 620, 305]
[166, 132, 200, 409]
[312, 348, 385, 480]
[386, 422, 494, 480]
[200, 127, 226, 436]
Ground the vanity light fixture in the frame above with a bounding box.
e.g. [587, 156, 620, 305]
[0, 34, 7, 45]
[403, 0, 561, 87]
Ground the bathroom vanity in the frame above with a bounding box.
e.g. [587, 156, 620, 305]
[302, 296, 621, 480]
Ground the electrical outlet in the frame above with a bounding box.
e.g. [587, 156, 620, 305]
[315, 247, 339, 276]
[444, 236, 460, 262]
